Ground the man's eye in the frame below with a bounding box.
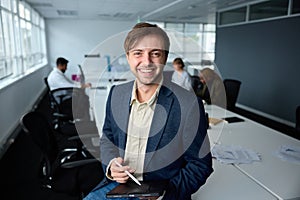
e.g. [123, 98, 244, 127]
[133, 52, 142, 56]
[151, 51, 162, 57]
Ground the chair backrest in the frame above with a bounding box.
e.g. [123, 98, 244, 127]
[20, 112, 93, 195]
[190, 75, 202, 94]
[44, 77, 75, 120]
[44, 77, 51, 91]
[21, 112, 58, 168]
[223, 79, 241, 110]
[296, 106, 300, 133]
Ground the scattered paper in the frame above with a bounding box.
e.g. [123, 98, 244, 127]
[276, 145, 300, 165]
[209, 117, 224, 126]
[212, 144, 261, 164]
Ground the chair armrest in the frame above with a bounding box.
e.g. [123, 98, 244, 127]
[68, 134, 99, 141]
[61, 158, 99, 168]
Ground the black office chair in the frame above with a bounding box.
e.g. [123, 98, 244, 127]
[296, 106, 300, 133]
[20, 111, 103, 197]
[44, 77, 100, 158]
[190, 75, 203, 95]
[223, 79, 241, 111]
[44, 77, 91, 133]
[44, 77, 73, 129]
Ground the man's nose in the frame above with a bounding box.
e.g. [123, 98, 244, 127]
[142, 54, 152, 65]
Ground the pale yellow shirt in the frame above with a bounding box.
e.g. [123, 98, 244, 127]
[124, 80, 161, 180]
[105, 80, 162, 180]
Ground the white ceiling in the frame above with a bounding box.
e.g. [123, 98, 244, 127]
[25, 0, 259, 24]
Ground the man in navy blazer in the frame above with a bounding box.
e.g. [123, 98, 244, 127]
[84, 22, 213, 200]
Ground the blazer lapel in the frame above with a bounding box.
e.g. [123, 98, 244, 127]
[110, 82, 133, 157]
[144, 85, 174, 169]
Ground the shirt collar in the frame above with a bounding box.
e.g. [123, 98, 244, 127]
[54, 67, 64, 75]
[130, 78, 163, 106]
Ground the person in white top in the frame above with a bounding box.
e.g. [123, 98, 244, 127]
[47, 57, 92, 120]
[171, 57, 193, 91]
[48, 57, 91, 91]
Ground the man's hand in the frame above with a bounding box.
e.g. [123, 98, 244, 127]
[81, 82, 92, 88]
[110, 157, 135, 183]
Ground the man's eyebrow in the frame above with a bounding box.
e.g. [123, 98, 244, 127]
[129, 49, 143, 52]
[151, 49, 164, 51]
[128, 48, 164, 53]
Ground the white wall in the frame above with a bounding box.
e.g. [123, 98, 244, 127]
[46, 19, 136, 77]
[0, 65, 51, 156]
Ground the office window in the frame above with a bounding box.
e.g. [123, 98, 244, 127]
[40, 18, 47, 56]
[14, 15, 22, 73]
[24, 4, 31, 21]
[202, 24, 216, 61]
[161, 22, 215, 65]
[249, 0, 289, 21]
[21, 20, 33, 68]
[1, 10, 14, 78]
[19, 2, 25, 19]
[219, 7, 247, 25]
[166, 23, 184, 32]
[0, 0, 47, 80]
[1, 0, 11, 10]
[12, 0, 17, 14]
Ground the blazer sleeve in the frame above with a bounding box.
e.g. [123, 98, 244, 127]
[164, 97, 213, 200]
[99, 86, 119, 171]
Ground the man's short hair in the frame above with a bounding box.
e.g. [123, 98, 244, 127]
[56, 57, 69, 66]
[124, 22, 170, 56]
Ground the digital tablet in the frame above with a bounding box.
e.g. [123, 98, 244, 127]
[106, 180, 167, 198]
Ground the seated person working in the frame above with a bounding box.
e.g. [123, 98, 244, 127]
[198, 68, 226, 108]
[48, 57, 92, 121]
[48, 57, 91, 90]
[171, 57, 193, 91]
[84, 22, 213, 200]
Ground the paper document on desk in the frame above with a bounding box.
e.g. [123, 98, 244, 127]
[209, 117, 224, 126]
[276, 145, 300, 165]
[212, 145, 261, 164]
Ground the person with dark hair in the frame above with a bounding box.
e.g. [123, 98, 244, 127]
[171, 57, 193, 91]
[48, 57, 92, 121]
[84, 22, 212, 200]
[48, 57, 91, 90]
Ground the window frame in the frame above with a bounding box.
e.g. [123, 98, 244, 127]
[0, 0, 47, 81]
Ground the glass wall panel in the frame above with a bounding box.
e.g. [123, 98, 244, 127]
[292, 0, 300, 14]
[219, 7, 247, 25]
[249, 0, 289, 21]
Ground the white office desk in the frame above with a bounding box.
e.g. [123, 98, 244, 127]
[206, 105, 300, 200]
[192, 159, 277, 200]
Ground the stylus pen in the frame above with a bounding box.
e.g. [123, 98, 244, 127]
[114, 160, 141, 186]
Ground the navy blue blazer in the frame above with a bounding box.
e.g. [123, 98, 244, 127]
[98, 80, 213, 200]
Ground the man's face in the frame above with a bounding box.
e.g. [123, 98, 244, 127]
[58, 64, 67, 73]
[126, 34, 167, 86]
